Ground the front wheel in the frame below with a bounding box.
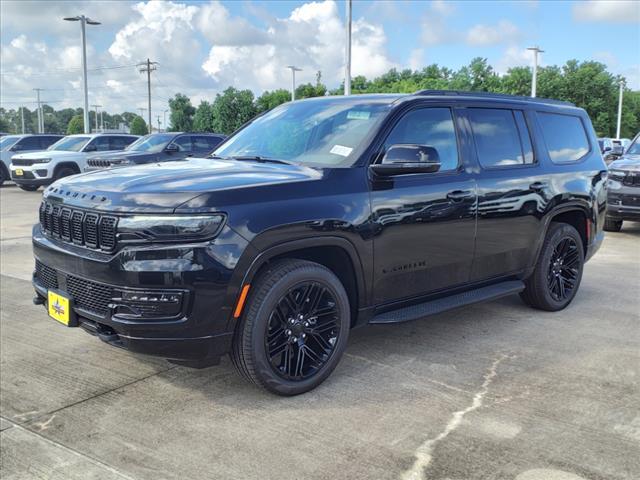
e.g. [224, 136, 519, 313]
[520, 222, 584, 311]
[231, 259, 350, 396]
[54, 167, 77, 181]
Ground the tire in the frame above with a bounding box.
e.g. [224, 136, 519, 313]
[231, 259, 350, 396]
[520, 222, 585, 311]
[0, 167, 6, 186]
[18, 184, 40, 192]
[603, 217, 622, 232]
[54, 167, 77, 181]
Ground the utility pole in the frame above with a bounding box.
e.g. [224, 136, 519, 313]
[163, 109, 168, 132]
[344, 0, 352, 96]
[527, 46, 544, 98]
[33, 88, 44, 133]
[64, 15, 100, 134]
[157, 115, 161, 133]
[286, 65, 302, 101]
[100, 110, 104, 131]
[20, 106, 25, 134]
[138, 58, 158, 133]
[91, 104, 102, 133]
[616, 79, 625, 139]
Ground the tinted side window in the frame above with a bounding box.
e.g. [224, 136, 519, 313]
[18, 137, 41, 150]
[40, 136, 61, 149]
[87, 137, 111, 152]
[171, 136, 192, 152]
[109, 136, 132, 150]
[468, 108, 531, 168]
[537, 112, 589, 163]
[193, 136, 222, 152]
[383, 107, 459, 171]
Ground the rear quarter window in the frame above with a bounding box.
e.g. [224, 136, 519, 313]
[537, 112, 590, 163]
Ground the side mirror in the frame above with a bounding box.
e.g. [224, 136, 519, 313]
[84, 144, 97, 152]
[371, 144, 441, 176]
[165, 143, 179, 153]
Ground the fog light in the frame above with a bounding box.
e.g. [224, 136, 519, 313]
[112, 290, 184, 319]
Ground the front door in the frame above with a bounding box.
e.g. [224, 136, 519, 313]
[370, 106, 477, 305]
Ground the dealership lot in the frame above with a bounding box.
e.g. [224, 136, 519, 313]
[1, 183, 638, 480]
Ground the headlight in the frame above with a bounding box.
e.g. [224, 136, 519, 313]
[608, 169, 625, 180]
[117, 215, 225, 243]
[34, 158, 52, 164]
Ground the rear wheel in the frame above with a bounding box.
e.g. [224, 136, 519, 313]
[18, 184, 39, 192]
[231, 259, 350, 396]
[520, 222, 584, 311]
[603, 218, 623, 232]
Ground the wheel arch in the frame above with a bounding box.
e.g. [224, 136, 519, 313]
[236, 236, 368, 328]
[533, 204, 590, 266]
[53, 161, 81, 176]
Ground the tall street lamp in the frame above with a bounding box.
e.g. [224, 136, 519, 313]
[616, 79, 625, 140]
[286, 66, 302, 101]
[63, 15, 100, 134]
[527, 46, 544, 98]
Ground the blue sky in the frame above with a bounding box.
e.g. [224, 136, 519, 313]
[1, 0, 638, 114]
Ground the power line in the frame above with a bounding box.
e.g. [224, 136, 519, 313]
[0, 63, 139, 77]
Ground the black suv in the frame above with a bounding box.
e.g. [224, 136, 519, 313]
[605, 133, 640, 231]
[85, 132, 226, 171]
[32, 91, 606, 395]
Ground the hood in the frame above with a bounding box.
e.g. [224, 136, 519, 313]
[12, 150, 79, 160]
[43, 157, 322, 213]
[88, 150, 154, 162]
[609, 155, 640, 172]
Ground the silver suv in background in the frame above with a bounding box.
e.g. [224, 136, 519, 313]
[10, 133, 138, 191]
[0, 134, 63, 185]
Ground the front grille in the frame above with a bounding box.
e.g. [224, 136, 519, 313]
[35, 260, 58, 290]
[11, 158, 39, 166]
[622, 173, 640, 187]
[39, 201, 117, 252]
[66, 275, 114, 316]
[87, 158, 113, 168]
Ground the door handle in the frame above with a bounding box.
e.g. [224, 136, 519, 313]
[447, 190, 474, 201]
[529, 181, 548, 191]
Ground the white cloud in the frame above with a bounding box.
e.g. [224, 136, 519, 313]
[495, 46, 535, 74]
[201, 0, 395, 91]
[197, 1, 268, 46]
[573, 0, 640, 23]
[466, 20, 520, 46]
[409, 49, 425, 71]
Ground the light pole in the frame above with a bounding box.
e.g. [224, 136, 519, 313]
[33, 88, 44, 133]
[63, 15, 101, 134]
[344, 0, 352, 96]
[527, 46, 544, 98]
[286, 66, 302, 101]
[616, 79, 625, 139]
[91, 104, 102, 132]
[163, 109, 168, 132]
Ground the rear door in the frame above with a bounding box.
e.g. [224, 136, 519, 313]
[370, 104, 477, 305]
[462, 106, 548, 281]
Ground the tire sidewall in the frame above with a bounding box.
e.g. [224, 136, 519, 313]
[537, 224, 585, 310]
[249, 266, 350, 395]
[55, 167, 76, 181]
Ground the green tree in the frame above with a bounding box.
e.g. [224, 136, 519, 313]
[66, 115, 84, 134]
[168, 93, 195, 131]
[0, 115, 10, 133]
[211, 87, 256, 135]
[256, 89, 291, 112]
[130, 115, 148, 135]
[193, 101, 215, 132]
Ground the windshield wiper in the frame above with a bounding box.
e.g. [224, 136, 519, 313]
[226, 155, 295, 166]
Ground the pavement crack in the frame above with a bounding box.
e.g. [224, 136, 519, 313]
[400, 353, 512, 480]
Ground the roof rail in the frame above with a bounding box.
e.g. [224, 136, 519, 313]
[412, 89, 574, 106]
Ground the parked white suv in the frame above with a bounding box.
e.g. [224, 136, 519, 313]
[10, 133, 138, 191]
[1, 134, 63, 185]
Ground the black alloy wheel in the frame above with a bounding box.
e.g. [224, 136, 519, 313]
[547, 237, 581, 302]
[265, 282, 340, 381]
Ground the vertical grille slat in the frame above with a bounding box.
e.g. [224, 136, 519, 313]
[39, 201, 117, 252]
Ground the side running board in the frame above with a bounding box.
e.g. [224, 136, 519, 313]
[370, 280, 525, 324]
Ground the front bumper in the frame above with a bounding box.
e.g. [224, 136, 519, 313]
[11, 164, 52, 185]
[607, 188, 640, 221]
[32, 224, 252, 363]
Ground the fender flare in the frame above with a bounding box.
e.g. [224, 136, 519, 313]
[53, 162, 81, 176]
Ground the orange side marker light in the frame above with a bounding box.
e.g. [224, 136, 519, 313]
[233, 284, 251, 318]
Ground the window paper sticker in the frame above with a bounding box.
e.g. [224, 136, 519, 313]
[347, 110, 371, 120]
[330, 145, 353, 157]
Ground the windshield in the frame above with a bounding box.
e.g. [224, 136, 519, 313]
[213, 98, 393, 167]
[626, 136, 640, 155]
[127, 134, 175, 153]
[48, 136, 92, 152]
[0, 136, 21, 151]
